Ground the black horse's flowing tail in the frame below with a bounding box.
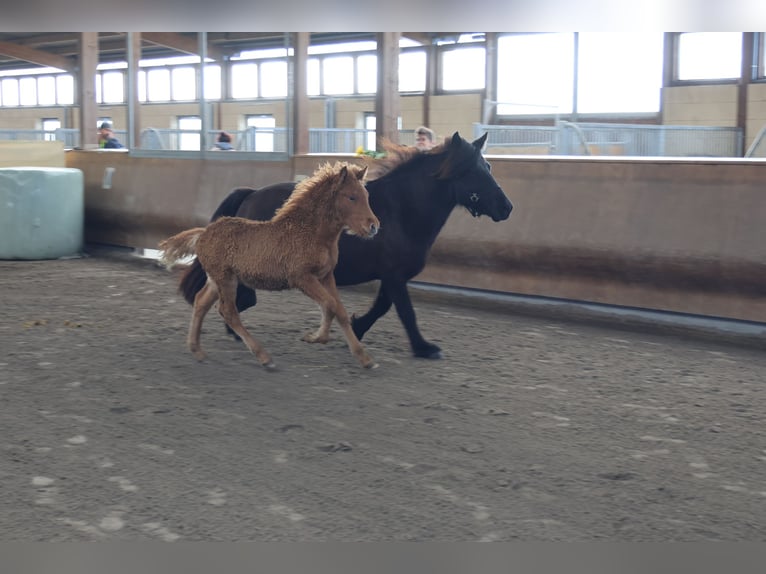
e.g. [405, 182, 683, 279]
[178, 187, 256, 305]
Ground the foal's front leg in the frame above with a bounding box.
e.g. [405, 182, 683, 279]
[299, 275, 377, 369]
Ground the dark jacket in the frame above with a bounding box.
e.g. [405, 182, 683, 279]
[101, 137, 124, 149]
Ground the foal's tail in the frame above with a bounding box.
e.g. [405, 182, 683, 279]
[178, 187, 256, 305]
[158, 228, 205, 269]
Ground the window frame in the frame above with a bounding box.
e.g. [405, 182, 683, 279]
[669, 32, 745, 86]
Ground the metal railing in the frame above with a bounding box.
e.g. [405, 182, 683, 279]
[0, 127, 416, 154]
[475, 122, 745, 157]
[1, 124, 748, 157]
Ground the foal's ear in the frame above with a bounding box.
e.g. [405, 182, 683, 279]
[338, 164, 349, 183]
[356, 165, 368, 180]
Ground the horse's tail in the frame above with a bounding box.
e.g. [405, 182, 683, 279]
[158, 228, 205, 269]
[177, 187, 256, 305]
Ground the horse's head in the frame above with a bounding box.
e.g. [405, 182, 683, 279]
[439, 132, 513, 222]
[333, 163, 380, 239]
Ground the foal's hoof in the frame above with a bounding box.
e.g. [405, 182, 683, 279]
[262, 361, 277, 371]
[192, 350, 208, 361]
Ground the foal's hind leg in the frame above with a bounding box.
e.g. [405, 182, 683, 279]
[217, 277, 275, 370]
[189, 281, 219, 361]
[299, 275, 376, 369]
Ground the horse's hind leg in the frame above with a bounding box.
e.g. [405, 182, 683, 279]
[217, 278, 275, 370]
[189, 281, 219, 361]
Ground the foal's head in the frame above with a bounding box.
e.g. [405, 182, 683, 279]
[283, 162, 379, 239]
[329, 162, 379, 238]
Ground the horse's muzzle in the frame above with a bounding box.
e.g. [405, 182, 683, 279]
[491, 197, 513, 222]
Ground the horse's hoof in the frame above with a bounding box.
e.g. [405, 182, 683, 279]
[262, 361, 277, 371]
[414, 347, 442, 360]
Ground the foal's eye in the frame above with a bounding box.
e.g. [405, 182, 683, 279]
[347, 195, 357, 201]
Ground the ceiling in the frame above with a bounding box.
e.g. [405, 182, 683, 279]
[0, 32, 445, 73]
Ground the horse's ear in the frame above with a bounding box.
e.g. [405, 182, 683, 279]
[472, 132, 488, 150]
[357, 165, 368, 180]
[451, 132, 461, 146]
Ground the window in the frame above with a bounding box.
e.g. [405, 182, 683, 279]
[356, 54, 377, 94]
[56, 75, 74, 105]
[441, 46, 485, 91]
[577, 33, 663, 113]
[19, 77, 37, 105]
[246, 114, 275, 152]
[232, 63, 258, 99]
[101, 71, 124, 103]
[2, 78, 19, 106]
[146, 68, 171, 101]
[497, 33, 574, 115]
[307, 59, 321, 96]
[364, 113, 376, 150]
[171, 67, 196, 101]
[399, 50, 426, 92]
[204, 64, 221, 100]
[42, 118, 60, 141]
[37, 76, 56, 106]
[260, 60, 287, 98]
[178, 116, 201, 151]
[323, 56, 354, 95]
[677, 33, 742, 81]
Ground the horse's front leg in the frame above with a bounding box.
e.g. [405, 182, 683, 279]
[298, 276, 377, 369]
[350, 283, 393, 341]
[383, 278, 442, 360]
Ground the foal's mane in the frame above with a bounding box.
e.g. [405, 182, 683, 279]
[274, 162, 363, 220]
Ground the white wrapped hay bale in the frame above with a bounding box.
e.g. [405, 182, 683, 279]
[0, 167, 84, 259]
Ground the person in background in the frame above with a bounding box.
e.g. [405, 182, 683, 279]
[213, 131, 234, 151]
[98, 122, 124, 149]
[414, 126, 436, 151]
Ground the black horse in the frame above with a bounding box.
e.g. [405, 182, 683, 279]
[179, 132, 513, 359]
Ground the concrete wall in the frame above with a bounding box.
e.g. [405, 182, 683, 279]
[62, 149, 766, 324]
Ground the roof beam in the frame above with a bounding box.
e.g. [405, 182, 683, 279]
[142, 32, 224, 61]
[0, 40, 76, 72]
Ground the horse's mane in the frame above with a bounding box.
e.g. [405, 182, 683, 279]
[361, 137, 450, 180]
[274, 161, 364, 219]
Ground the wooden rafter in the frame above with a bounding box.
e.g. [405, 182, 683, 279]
[0, 40, 76, 72]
